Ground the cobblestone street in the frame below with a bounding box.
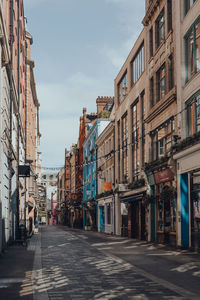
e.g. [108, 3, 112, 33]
[3, 226, 197, 299]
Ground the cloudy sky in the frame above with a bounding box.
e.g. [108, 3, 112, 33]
[23, 0, 145, 168]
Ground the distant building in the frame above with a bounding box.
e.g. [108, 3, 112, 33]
[173, 0, 200, 251]
[83, 117, 111, 230]
[41, 172, 57, 225]
[96, 118, 115, 234]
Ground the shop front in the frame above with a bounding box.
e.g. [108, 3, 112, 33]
[97, 196, 114, 234]
[120, 189, 147, 240]
[191, 170, 200, 251]
[83, 199, 97, 231]
[174, 143, 200, 251]
[153, 167, 177, 246]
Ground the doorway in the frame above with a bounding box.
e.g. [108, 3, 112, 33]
[191, 170, 200, 252]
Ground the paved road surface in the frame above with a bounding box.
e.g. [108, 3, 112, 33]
[1, 226, 200, 299]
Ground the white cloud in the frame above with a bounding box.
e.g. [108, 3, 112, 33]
[100, 0, 144, 71]
[38, 72, 113, 166]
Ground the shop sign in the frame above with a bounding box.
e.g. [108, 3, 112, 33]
[103, 182, 112, 191]
[18, 165, 30, 177]
[118, 183, 129, 192]
[154, 168, 174, 184]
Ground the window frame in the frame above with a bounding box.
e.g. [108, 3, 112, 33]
[185, 16, 200, 83]
[184, 0, 196, 16]
[168, 54, 174, 90]
[156, 9, 165, 49]
[167, 0, 172, 33]
[186, 90, 200, 136]
[131, 43, 144, 85]
[122, 113, 128, 182]
[151, 118, 175, 161]
[149, 27, 153, 58]
[118, 72, 128, 104]
[156, 63, 166, 102]
[131, 100, 140, 180]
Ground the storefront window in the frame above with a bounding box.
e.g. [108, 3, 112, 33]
[171, 196, 177, 232]
[157, 183, 177, 233]
[157, 185, 164, 231]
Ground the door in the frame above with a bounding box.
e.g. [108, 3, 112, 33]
[100, 206, 105, 232]
[141, 202, 146, 240]
[191, 171, 200, 251]
[180, 173, 189, 248]
[131, 202, 139, 239]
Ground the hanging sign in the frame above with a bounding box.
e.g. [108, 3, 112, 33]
[103, 182, 112, 191]
[18, 165, 30, 177]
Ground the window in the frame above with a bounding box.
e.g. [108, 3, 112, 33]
[167, 0, 172, 32]
[156, 64, 166, 102]
[149, 27, 153, 58]
[169, 54, 174, 90]
[150, 77, 154, 107]
[156, 9, 165, 48]
[122, 114, 128, 182]
[186, 91, 200, 136]
[132, 43, 144, 84]
[118, 72, 127, 104]
[185, 18, 200, 82]
[184, 0, 196, 15]
[132, 101, 139, 178]
[151, 118, 175, 161]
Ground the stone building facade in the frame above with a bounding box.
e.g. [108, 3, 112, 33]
[143, 0, 177, 246]
[96, 120, 115, 234]
[114, 29, 147, 239]
[173, 0, 200, 251]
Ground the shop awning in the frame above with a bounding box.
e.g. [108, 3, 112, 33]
[120, 193, 144, 203]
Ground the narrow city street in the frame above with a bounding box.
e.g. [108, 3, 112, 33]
[1, 226, 200, 300]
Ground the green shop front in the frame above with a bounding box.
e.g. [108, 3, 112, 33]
[147, 167, 177, 246]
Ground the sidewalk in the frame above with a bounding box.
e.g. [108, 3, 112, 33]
[0, 233, 39, 300]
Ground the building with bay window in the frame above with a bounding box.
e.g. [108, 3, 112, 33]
[174, 0, 200, 252]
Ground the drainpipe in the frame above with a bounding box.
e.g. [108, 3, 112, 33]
[24, 36, 28, 235]
[8, 0, 14, 241]
[113, 121, 115, 235]
[16, 0, 20, 239]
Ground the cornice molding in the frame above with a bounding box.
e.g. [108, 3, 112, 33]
[145, 87, 176, 124]
[142, 0, 161, 26]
